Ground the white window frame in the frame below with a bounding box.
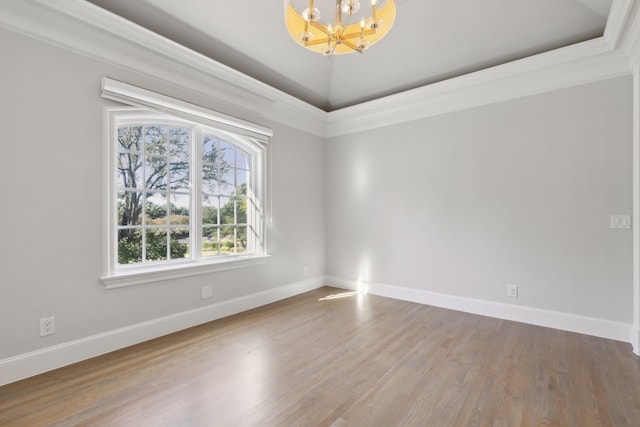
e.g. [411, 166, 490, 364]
[101, 79, 271, 288]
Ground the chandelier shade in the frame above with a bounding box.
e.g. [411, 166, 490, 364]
[284, 0, 396, 56]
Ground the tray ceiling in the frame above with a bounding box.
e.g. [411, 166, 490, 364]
[85, 0, 612, 111]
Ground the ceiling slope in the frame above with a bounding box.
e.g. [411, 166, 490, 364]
[0, 0, 637, 138]
[86, 0, 614, 111]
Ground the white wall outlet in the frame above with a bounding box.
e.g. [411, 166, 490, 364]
[303, 266, 309, 276]
[40, 316, 55, 336]
[201, 285, 214, 300]
[610, 214, 631, 229]
[507, 284, 518, 298]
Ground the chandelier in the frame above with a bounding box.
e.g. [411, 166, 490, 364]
[284, 0, 396, 56]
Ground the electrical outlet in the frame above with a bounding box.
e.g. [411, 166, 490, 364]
[507, 284, 518, 298]
[201, 285, 214, 300]
[40, 316, 55, 336]
[303, 266, 309, 276]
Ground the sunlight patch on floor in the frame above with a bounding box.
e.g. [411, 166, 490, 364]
[318, 291, 359, 301]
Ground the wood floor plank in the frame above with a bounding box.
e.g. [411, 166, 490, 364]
[1, 287, 639, 426]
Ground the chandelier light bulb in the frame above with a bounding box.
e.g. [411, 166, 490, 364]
[301, 7, 321, 22]
[366, 16, 383, 30]
[356, 38, 370, 50]
[299, 31, 314, 43]
[322, 44, 334, 56]
[341, 0, 361, 15]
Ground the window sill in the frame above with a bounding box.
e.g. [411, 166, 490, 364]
[101, 255, 270, 289]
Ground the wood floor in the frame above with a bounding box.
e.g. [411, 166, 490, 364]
[1, 287, 639, 427]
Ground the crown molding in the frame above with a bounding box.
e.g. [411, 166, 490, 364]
[0, 0, 327, 137]
[324, 0, 636, 137]
[325, 38, 631, 137]
[605, 0, 634, 48]
[0, 0, 639, 139]
[619, 0, 640, 65]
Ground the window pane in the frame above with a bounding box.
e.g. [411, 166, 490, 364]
[220, 226, 235, 254]
[202, 135, 218, 163]
[147, 193, 168, 225]
[202, 227, 219, 257]
[236, 148, 250, 169]
[236, 169, 249, 195]
[202, 195, 219, 226]
[219, 168, 235, 196]
[170, 161, 190, 191]
[236, 226, 248, 254]
[117, 152, 143, 189]
[118, 126, 142, 152]
[169, 194, 190, 225]
[170, 127, 190, 161]
[170, 228, 190, 260]
[146, 229, 168, 261]
[118, 228, 142, 264]
[220, 196, 234, 225]
[219, 140, 235, 166]
[118, 191, 143, 226]
[145, 157, 168, 190]
[202, 164, 219, 195]
[145, 125, 168, 155]
[236, 198, 247, 224]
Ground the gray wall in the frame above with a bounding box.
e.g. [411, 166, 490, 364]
[0, 25, 634, 363]
[325, 77, 633, 323]
[0, 29, 325, 359]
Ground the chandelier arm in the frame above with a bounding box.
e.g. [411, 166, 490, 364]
[304, 37, 331, 46]
[309, 20, 332, 36]
[340, 30, 375, 40]
[340, 38, 364, 53]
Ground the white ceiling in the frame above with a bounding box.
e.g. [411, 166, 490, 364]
[85, 0, 612, 111]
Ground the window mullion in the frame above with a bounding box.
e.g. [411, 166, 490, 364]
[141, 125, 148, 264]
[193, 126, 202, 261]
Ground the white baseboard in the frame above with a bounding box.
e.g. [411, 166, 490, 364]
[633, 327, 640, 355]
[326, 276, 634, 345]
[0, 277, 325, 387]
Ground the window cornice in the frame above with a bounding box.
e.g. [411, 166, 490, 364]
[102, 78, 272, 143]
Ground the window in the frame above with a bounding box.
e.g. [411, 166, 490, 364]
[101, 79, 270, 287]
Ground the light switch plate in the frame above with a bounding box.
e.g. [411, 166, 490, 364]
[610, 215, 631, 229]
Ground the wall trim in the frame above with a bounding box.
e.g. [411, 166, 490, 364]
[0, 277, 326, 387]
[325, 40, 630, 137]
[620, 0, 640, 63]
[0, 0, 327, 138]
[0, 0, 637, 140]
[633, 63, 640, 357]
[605, 0, 634, 48]
[2, 275, 635, 387]
[325, 276, 634, 346]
